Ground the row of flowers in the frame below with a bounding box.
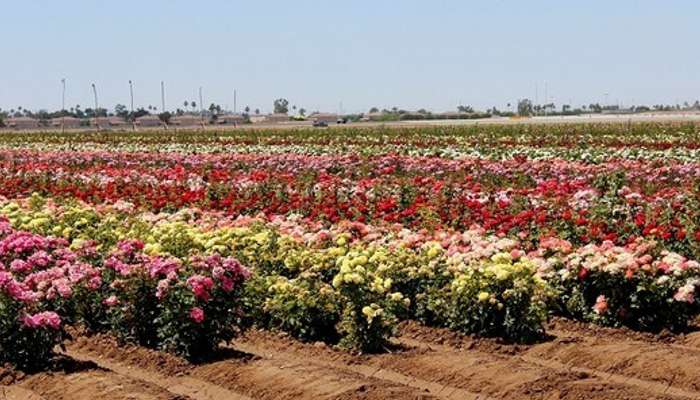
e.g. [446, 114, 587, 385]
[0, 223, 251, 370]
[1, 150, 700, 260]
[2, 123, 700, 161]
[2, 196, 700, 369]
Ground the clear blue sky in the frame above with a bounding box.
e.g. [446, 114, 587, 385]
[1, 0, 698, 114]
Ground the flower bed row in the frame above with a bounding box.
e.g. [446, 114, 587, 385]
[2, 123, 700, 161]
[2, 197, 699, 369]
[1, 149, 700, 260]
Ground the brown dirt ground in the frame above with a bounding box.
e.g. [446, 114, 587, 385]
[3, 318, 700, 400]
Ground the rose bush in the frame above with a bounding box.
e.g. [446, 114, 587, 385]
[0, 218, 100, 369]
[532, 237, 700, 332]
[102, 242, 251, 359]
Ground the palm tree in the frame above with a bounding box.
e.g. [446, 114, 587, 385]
[184, 101, 189, 110]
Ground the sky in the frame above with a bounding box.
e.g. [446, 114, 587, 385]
[1, 0, 699, 114]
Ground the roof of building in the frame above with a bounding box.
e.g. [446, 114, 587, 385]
[50, 116, 81, 121]
[136, 115, 161, 120]
[5, 116, 38, 122]
[95, 116, 126, 124]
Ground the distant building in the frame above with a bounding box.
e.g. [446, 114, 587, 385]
[50, 116, 82, 129]
[264, 113, 290, 123]
[439, 112, 466, 119]
[216, 114, 245, 125]
[364, 112, 385, 121]
[398, 112, 432, 121]
[94, 116, 126, 128]
[601, 108, 635, 115]
[310, 113, 338, 124]
[249, 114, 267, 123]
[171, 115, 204, 127]
[135, 115, 162, 127]
[4, 117, 40, 130]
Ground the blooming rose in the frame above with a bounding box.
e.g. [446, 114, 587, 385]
[187, 275, 214, 301]
[103, 295, 119, 307]
[189, 307, 205, 323]
[593, 295, 608, 315]
[22, 311, 61, 330]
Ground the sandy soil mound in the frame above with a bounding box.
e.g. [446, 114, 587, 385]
[3, 319, 700, 400]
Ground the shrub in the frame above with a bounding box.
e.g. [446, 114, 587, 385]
[537, 239, 700, 332]
[445, 253, 550, 342]
[258, 274, 341, 343]
[0, 223, 98, 369]
[332, 249, 408, 352]
[156, 254, 250, 359]
[104, 243, 251, 359]
[0, 301, 65, 370]
[103, 240, 161, 346]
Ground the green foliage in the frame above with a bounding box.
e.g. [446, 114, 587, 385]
[444, 255, 550, 342]
[157, 278, 246, 360]
[255, 275, 341, 343]
[0, 294, 65, 371]
[273, 98, 289, 114]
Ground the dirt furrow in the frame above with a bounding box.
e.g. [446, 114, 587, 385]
[230, 339, 489, 400]
[398, 321, 700, 399]
[65, 349, 249, 400]
[0, 386, 47, 400]
[519, 353, 699, 400]
[18, 368, 184, 400]
[236, 330, 652, 400]
[546, 318, 700, 355]
[397, 336, 700, 400]
[236, 327, 694, 400]
[68, 334, 436, 400]
[194, 356, 437, 400]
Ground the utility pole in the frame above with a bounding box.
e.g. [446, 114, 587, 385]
[199, 87, 204, 128]
[161, 81, 167, 130]
[61, 78, 66, 133]
[129, 80, 135, 130]
[535, 83, 538, 115]
[91, 83, 100, 130]
[544, 81, 548, 117]
[233, 89, 237, 114]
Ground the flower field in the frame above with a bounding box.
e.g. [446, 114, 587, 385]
[4, 123, 700, 400]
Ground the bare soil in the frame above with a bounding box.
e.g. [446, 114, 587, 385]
[3, 318, 700, 400]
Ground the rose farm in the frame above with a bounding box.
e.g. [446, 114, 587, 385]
[3, 123, 700, 400]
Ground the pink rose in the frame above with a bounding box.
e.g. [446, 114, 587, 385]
[593, 295, 608, 315]
[103, 295, 119, 307]
[673, 284, 695, 303]
[155, 279, 170, 300]
[22, 311, 61, 330]
[187, 275, 214, 301]
[189, 307, 205, 323]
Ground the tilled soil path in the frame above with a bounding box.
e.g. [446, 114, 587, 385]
[3, 319, 700, 400]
